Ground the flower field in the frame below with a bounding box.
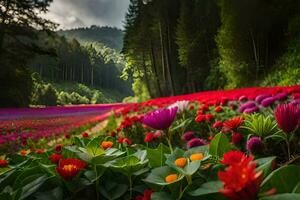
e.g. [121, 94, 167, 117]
[2, 86, 300, 200]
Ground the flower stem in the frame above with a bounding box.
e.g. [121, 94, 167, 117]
[129, 175, 132, 199]
[165, 129, 173, 153]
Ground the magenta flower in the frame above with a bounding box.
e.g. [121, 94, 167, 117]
[255, 94, 270, 104]
[243, 106, 259, 114]
[261, 97, 276, 107]
[246, 137, 263, 154]
[274, 93, 288, 101]
[187, 138, 206, 149]
[275, 104, 300, 133]
[141, 107, 178, 130]
[239, 101, 256, 113]
[182, 131, 195, 141]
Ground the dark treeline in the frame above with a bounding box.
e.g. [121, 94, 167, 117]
[122, 0, 300, 98]
[58, 26, 124, 51]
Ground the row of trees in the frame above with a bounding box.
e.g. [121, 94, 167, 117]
[29, 33, 130, 95]
[122, 0, 300, 98]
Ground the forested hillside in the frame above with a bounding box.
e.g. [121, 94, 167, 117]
[0, 0, 132, 108]
[58, 26, 124, 51]
[123, 0, 300, 100]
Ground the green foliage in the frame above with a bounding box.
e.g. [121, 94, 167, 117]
[242, 114, 281, 138]
[209, 133, 232, 158]
[123, 79, 150, 102]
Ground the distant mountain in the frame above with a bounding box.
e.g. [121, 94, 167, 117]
[58, 26, 124, 51]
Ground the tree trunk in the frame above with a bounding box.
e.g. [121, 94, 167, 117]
[165, 22, 175, 96]
[159, 21, 167, 84]
[142, 52, 154, 97]
[150, 40, 163, 97]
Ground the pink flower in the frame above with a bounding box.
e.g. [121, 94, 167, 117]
[274, 104, 300, 133]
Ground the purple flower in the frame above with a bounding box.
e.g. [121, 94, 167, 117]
[239, 101, 256, 113]
[261, 97, 276, 107]
[255, 94, 270, 104]
[182, 131, 195, 141]
[187, 138, 206, 149]
[243, 106, 259, 114]
[274, 93, 288, 101]
[274, 104, 300, 133]
[246, 137, 263, 154]
[141, 107, 178, 130]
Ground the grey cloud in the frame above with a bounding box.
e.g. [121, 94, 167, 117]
[42, 0, 130, 29]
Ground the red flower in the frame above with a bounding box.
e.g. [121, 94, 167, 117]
[144, 132, 154, 143]
[136, 189, 152, 200]
[205, 114, 214, 121]
[223, 116, 244, 131]
[64, 133, 71, 139]
[55, 144, 63, 152]
[212, 121, 223, 129]
[82, 132, 89, 138]
[111, 132, 117, 137]
[195, 114, 206, 123]
[118, 137, 125, 143]
[189, 105, 195, 110]
[218, 152, 262, 200]
[215, 106, 223, 113]
[49, 153, 63, 164]
[123, 138, 132, 146]
[232, 133, 243, 145]
[35, 149, 45, 154]
[0, 159, 8, 167]
[56, 158, 87, 180]
[221, 151, 245, 165]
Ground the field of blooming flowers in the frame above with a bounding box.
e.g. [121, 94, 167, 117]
[1, 86, 300, 200]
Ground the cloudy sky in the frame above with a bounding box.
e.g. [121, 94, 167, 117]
[43, 0, 130, 29]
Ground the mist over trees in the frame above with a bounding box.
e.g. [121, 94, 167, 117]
[122, 0, 300, 99]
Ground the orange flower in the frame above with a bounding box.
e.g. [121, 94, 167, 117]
[165, 174, 178, 183]
[20, 150, 29, 156]
[190, 153, 204, 161]
[174, 157, 187, 168]
[101, 141, 113, 150]
[56, 158, 87, 180]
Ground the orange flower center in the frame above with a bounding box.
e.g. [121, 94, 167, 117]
[101, 141, 113, 149]
[190, 153, 204, 161]
[63, 164, 78, 172]
[174, 157, 187, 168]
[165, 174, 178, 183]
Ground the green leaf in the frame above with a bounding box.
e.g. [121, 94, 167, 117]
[147, 143, 170, 168]
[34, 187, 63, 200]
[260, 193, 300, 200]
[20, 175, 49, 200]
[189, 181, 223, 196]
[293, 182, 300, 193]
[86, 137, 105, 156]
[261, 165, 300, 193]
[209, 133, 232, 158]
[143, 166, 184, 186]
[255, 156, 276, 178]
[165, 148, 202, 176]
[99, 179, 128, 200]
[151, 192, 173, 200]
[107, 150, 148, 176]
